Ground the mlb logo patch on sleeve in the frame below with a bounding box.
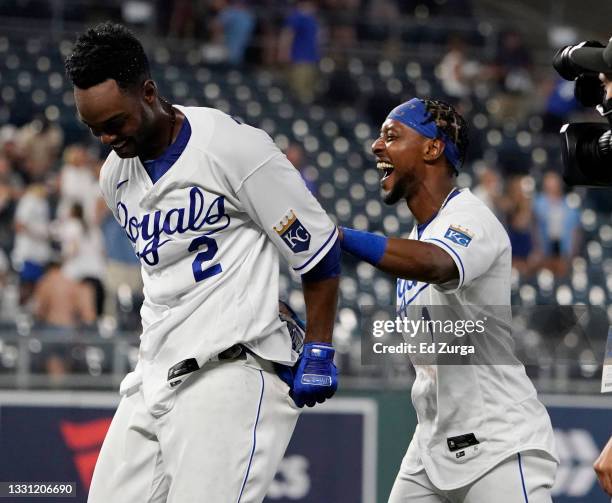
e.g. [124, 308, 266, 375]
[274, 210, 311, 253]
[444, 225, 473, 247]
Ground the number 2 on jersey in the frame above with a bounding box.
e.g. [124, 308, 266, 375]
[189, 235, 222, 282]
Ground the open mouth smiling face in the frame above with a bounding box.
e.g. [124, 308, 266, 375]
[377, 160, 395, 182]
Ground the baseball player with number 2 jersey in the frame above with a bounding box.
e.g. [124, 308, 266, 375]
[341, 98, 558, 502]
[65, 23, 340, 503]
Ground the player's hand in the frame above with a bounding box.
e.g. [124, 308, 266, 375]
[291, 342, 338, 408]
[594, 436, 612, 496]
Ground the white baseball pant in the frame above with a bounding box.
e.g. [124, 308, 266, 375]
[88, 351, 300, 503]
[388, 450, 557, 503]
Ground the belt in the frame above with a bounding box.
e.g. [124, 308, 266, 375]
[167, 345, 246, 384]
[216, 344, 246, 361]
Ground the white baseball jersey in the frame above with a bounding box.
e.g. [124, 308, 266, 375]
[98, 105, 337, 415]
[395, 188, 557, 490]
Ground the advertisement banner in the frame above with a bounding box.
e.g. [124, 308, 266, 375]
[0, 392, 377, 503]
[1, 391, 611, 502]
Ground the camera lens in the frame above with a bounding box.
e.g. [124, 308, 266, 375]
[552, 45, 587, 81]
[553, 40, 607, 81]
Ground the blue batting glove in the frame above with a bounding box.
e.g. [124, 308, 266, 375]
[291, 342, 338, 408]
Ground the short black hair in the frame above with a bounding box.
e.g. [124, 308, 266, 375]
[65, 22, 151, 91]
[422, 99, 469, 171]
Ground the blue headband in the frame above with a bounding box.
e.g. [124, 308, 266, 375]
[386, 98, 461, 170]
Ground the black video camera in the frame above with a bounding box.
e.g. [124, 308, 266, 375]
[553, 38, 612, 187]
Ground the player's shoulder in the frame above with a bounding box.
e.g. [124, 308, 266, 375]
[180, 105, 273, 152]
[449, 189, 499, 221]
[178, 104, 249, 135]
[445, 189, 509, 240]
[177, 104, 226, 127]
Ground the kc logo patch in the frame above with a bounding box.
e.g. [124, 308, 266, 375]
[274, 210, 311, 253]
[444, 225, 473, 247]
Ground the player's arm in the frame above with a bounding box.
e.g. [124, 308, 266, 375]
[300, 238, 341, 344]
[230, 129, 340, 407]
[288, 247, 339, 408]
[237, 166, 341, 407]
[302, 276, 339, 344]
[341, 211, 500, 292]
[280, 247, 340, 407]
[339, 227, 458, 284]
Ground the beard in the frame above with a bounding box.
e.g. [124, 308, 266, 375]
[383, 172, 411, 205]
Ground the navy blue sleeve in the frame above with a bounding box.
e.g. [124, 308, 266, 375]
[301, 239, 341, 283]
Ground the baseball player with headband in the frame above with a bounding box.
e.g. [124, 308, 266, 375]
[340, 98, 558, 502]
[65, 23, 339, 503]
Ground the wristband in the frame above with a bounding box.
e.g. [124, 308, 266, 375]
[340, 227, 388, 266]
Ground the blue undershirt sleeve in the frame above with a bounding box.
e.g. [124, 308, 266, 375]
[301, 238, 341, 282]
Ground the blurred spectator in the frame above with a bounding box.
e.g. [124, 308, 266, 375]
[285, 142, 317, 194]
[32, 259, 97, 380]
[33, 260, 96, 328]
[501, 176, 536, 276]
[361, 0, 399, 43]
[251, 0, 285, 66]
[57, 203, 107, 316]
[472, 165, 503, 218]
[168, 0, 197, 39]
[213, 0, 256, 66]
[11, 184, 51, 304]
[57, 145, 97, 222]
[490, 31, 534, 122]
[0, 248, 8, 290]
[533, 171, 581, 277]
[495, 31, 533, 93]
[324, 0, 359, 54]
[0, 247, 12, 319]
[0, 126, 25, 176]
[436, 36, 480, 99]
[279, 1, 321, 104]
[0, 155, 23, 254]
[15, 116, 63, 182]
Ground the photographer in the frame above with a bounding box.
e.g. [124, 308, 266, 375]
[553, 38, 612, 496]
[554, 38, 612, 497]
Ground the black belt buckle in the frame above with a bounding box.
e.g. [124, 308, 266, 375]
[218, 344, 245, 360]
[167, 346, 245, 385]
[168, 358, 199, 382]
